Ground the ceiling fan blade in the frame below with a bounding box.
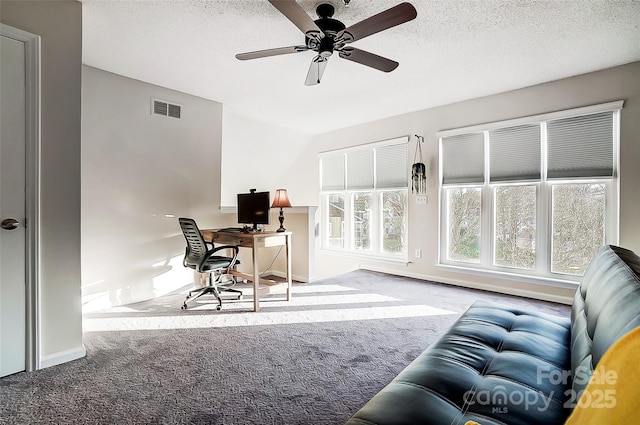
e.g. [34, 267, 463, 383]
[341, 2, 417, 43]
[268, 0, 323, 38]
[305, 56, 328, 86]
[338, 47, 398, 72]
[236, 45, 308, 60]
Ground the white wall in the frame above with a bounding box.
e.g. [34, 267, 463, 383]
[221, 111, 316, 207]
[220, 113, 319, 282]
[0, 0, 84, 364]
[301, 61, 640, 304]
[81, 66, 232, 311]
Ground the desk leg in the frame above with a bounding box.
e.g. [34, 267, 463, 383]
[286, 233, 292, 301]
[252, 243, 260, 312]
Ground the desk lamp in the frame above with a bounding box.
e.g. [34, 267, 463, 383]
[271, 189, 292, 232]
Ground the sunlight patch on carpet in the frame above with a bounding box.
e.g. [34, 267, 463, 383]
[84, 304, 456, 332]
[96, 284, 362, 315]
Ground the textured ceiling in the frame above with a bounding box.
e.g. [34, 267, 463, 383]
[81, 0, 640, 135]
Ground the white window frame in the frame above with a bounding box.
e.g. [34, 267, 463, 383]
[320, 137, 409, 261]
[437, 101, 622, 285]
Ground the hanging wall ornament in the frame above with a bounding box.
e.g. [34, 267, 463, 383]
[411, 135, 426, 194]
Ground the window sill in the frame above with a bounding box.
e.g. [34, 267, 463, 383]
[320, 249, 409, 265]
[436, 263, 580, 290]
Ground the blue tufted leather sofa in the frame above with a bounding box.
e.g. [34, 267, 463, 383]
[345, 245, 640, 425]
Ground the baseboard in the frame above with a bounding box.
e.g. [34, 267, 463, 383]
[39, 345, 87, 370]
[360, 266, 574, 305]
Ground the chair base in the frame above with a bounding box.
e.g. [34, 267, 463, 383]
[181, 279, 243, 310]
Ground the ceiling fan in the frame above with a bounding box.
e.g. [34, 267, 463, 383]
[235, 0, 417, 86]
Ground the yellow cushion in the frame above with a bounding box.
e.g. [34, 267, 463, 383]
[564, 326, 640, 424]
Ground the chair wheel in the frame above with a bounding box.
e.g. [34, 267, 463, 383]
[216, 305, 221, 311]
[237, 295, 242, 300]
[181, 304, 187, 310]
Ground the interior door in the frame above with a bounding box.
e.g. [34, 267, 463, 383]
[0, 33, 27, 377]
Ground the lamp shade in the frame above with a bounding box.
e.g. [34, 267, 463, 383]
[271, 189, 292, 208]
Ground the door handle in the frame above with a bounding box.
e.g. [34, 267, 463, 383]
[1, 218, 20, 230]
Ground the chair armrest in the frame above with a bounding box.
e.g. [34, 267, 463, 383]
[208, 244, 240, 268]
[210, 244, 239, 255]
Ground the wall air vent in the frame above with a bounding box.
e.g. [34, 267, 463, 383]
[151, 98, 182, 119]
[168, 103, 181, 119]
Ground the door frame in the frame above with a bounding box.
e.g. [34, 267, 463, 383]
[1, 23, 41, 372]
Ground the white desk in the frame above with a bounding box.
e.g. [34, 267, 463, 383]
[201, 229, 292, 312]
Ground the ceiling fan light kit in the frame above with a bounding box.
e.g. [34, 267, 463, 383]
[236, 0, 417, 86]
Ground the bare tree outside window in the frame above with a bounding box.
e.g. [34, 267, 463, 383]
[552, 184, 605, 275]
[495, 185, 536, 269]
[328, 194, 345, 248]
[447, 188, 481, 262]
[382, 190, 407, 254]
[353, 193, 371, 250]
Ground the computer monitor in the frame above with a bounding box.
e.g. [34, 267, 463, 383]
[237, 190, 270, 231]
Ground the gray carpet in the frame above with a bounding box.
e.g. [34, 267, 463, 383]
[0, 270, 570, 425]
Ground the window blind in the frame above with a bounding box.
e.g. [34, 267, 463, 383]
[346, 149, 374, 189]
[442, 133, 484, 184]
[490, 124, 541, 182]
[321, 153, 345, 191]
[547, 111, 614, 179]
[321, 138, 408, 192]
[375, 143, 408, 188]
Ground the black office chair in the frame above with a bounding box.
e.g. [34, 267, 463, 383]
[179, 217, 242, 310]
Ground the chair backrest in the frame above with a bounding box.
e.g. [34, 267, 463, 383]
[179, 217, 208, 269]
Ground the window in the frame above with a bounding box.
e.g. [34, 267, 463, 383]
[446, 187, 481, 263]
[327, 194, 345, 248]
[382, 191, 407, 254]
[494, 185, 536, 269]
[320, 138, 408, 259]
[353, 193, 371, 251]
[551, 183, 605, 274]
[439, 101, 622, 280]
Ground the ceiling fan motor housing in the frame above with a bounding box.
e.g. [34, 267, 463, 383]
[306, 3, 347, 57]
